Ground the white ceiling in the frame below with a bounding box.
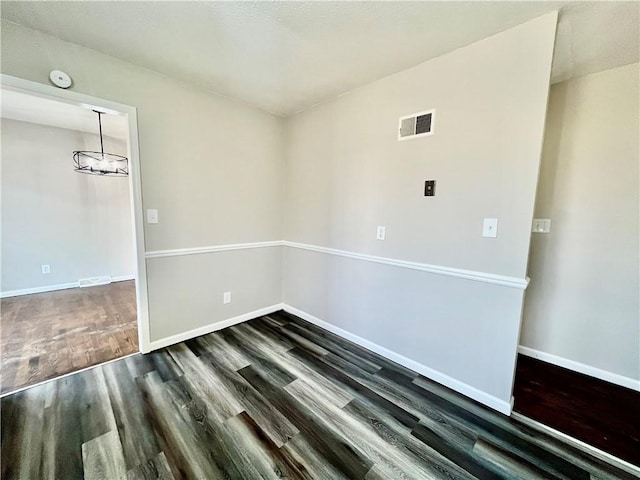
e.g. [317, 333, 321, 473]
[1, 1, 638, 117]
[1, 88, 129, 140]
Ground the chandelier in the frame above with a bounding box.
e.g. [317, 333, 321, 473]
[73, 110, 128, 176]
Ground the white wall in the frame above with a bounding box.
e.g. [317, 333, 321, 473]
[1, 119, 134, 293]
[282, 13, 558, 411]
[521, 63, 640, 387]
[1, 20, 284, 342]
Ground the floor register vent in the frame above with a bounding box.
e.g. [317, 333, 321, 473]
[79, 276, 112, 288]
[398, 109, 434, 141]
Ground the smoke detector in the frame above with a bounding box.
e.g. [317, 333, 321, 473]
[49, 70, 72, 89]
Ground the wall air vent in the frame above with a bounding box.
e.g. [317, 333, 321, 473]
[398, 110, 434, 141]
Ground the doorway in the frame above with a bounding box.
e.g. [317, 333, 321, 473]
[0, 75, 150, 395]
[512, 64, 640, 471]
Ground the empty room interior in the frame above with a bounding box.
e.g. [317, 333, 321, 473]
[1, 1, 638, 479]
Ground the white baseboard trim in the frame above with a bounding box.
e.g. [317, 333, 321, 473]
[518, 346, 640, 392]
[1, 274, 136, 299]
[511, 412, 640, 476]
[1, 282, 78, 298]
[111, 274, 136, 283]
[283, 304, 512, 416]
[146, 303, 285, 352]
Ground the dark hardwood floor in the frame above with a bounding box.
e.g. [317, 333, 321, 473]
[1, 280, 138, 394]
[514, 353, 640, 467]
[2, 311, 636, 479]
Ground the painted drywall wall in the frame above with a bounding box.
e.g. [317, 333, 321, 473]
[0, 21, 284, 341]
[521, 63, 640, 384]
[147, 247, 283, 341]
[284, 16, 555, 280]
[1, 119, 134, 293]
[283, 13, 558, 409]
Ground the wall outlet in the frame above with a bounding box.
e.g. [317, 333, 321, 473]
[482, 218, 498, 238]
[376, 225, 386, 240]
[41, 264, 50, 274]
[532, 218, 551, 233]
[223, 291, 232, 304]
[146, 209, 159, 224]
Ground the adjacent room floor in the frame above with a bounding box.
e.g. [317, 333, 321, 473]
[513, 353, 640, 467]
[0, 280, 138, 395]
[2, 311, 634, 479]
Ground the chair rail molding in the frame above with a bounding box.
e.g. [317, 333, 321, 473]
[283, 241, 529, 289]
[145, 241, 283, 259]
[145, 240, 528, 289]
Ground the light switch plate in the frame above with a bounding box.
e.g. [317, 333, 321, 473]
[146, 209, 159, 224]
[223, 291, 232, 304]
[376, 226, 386, 240]
[532, 218, 551, 233]
[424, 180, 436, 197]
[482, 218, 498, 238]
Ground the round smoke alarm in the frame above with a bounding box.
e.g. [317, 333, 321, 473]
[49, 70, 72, 89]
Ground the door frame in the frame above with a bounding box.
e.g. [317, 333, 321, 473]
[1, 73, 151, 353]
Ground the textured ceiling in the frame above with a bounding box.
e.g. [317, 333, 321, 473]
[1, 1, 638, 116]
[1, 88, 129, 140]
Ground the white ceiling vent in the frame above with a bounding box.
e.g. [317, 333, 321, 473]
[398, 110, 434, 141]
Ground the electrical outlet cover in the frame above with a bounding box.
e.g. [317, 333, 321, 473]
[482, 218, 498, 238]
[146, 209, 159, 224]
[532, 218, 551, 233]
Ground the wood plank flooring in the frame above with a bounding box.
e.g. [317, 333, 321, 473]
[2, 311, 637, 479]
[1, 280, 138, 394]
[514, 353, 640, 467]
